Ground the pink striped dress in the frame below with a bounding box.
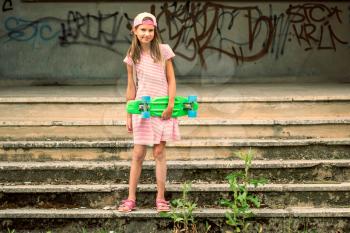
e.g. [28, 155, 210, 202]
[124, 44, 181, 145]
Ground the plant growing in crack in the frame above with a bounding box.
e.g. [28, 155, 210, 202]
[160, 181, 210, 233]
[220, 149, 267, 233]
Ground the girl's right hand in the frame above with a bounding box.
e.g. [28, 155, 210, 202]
[126, 115, 133, 133]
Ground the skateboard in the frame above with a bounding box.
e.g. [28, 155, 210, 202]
[127, 95, 199, 119]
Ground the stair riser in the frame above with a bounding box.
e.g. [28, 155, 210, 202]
[1, 166, 348, 184]
[1, 145, 349, 161]
[1, 191, 349, 209]
[1, 124, 350, 140]
[2, 217, 349, 233]
[1, 102, 350, 120]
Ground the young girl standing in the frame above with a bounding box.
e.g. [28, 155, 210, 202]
[118, 12, 180, 212]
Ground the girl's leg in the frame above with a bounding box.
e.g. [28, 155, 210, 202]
[128, 144, 147, 201]
[153, 141, 167, 200]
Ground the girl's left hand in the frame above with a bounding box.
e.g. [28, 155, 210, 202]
[161, 106, 173, 120]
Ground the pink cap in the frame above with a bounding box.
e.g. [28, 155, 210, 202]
[133, 12, 157, 27]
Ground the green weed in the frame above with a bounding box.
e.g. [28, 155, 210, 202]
[160, 182, 204, 233]
[220, 149, 267, 233]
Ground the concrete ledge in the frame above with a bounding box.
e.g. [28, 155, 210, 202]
[2, 183, 350, 193]
[1, 118, 350, 126]
[1, 138, 349, 149]
[1, 159, 350, 170]
[1, 84, 350, 104]
[1, 208, 349, 218]
[2, 96, 350, 103]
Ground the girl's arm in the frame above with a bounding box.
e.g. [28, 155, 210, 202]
[162, 59, 176, 120]
[126, 64, 136, 133]
[126, 64, 136, 101]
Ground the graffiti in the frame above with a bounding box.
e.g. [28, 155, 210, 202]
[2, 0, 13, 12]
[59, 10, 128, 54]
[153, 2, 274, 66]
[3, 16, 61, 46]
[268, 4, 291, 60]
[287, 3, 348, 51]
[260, 3, 348, 60]
[1, 2, 348, 65]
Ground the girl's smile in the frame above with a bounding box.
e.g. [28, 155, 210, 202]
[134, 24, 155, 45]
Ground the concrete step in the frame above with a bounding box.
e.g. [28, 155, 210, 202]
[1, 138, 349, 161]
[1, 101, 350, 123]
[1, 160, 349, 184]
[1, 120, 350, 140]
[1, 207, 349, 233]
[1, 84, 349, 140]
[1, 183, 350, 209]
[1, 83, 349, 103]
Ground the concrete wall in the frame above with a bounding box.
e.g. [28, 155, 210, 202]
[1, 0, 350, 85]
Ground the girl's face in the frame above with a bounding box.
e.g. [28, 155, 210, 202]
[133, 24, 155, 45]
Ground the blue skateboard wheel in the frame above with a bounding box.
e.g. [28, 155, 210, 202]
[142, 96, 151, 103]
[142, 111, 151, 119]
[188, 110, 197, 118]
[188, 95, 197, 102]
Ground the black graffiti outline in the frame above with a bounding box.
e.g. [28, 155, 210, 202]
[59, 10, 128, 55]
[2, 0, 13, 12]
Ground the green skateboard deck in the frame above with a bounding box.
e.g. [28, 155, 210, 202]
[127, 96, 199, 118]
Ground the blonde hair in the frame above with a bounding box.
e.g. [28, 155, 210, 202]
[127, 17, 162, 64]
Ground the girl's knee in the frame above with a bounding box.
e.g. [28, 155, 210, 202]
[153, 150, 163, 160]
[133, 146, 146, 162]
[153, 143, 166, 160]
[133, 153, 145, 163]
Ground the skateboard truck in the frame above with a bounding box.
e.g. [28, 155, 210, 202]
[140, 96, 151, 118]
[186, 95, 197, 118]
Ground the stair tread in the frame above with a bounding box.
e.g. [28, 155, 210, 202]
[2, 183, 350, 193]
[1, 159, 350, 169]
[1, 138, 350, 147]
[1, 84, 350, 103]
[1, 207, 350, 218]
[1, 118, 350, 126]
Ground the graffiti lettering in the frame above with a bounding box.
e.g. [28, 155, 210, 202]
[154, 2, 274, 66]
[59, 10, 128, 54]
[287, 3, 347, 51]
[4, 16, 61, 46]
[2, 0, 13, 12]
[1, 2, 348, 66]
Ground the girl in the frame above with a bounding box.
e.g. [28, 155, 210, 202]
[118, 12, 180, 212]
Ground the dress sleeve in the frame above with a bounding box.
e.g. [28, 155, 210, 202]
[123, 54, 133, 66]
[161, 44, 175, 60]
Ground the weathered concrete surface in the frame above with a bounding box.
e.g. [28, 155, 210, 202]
[0, 84, 349, 232]
[2, 207, 350, 218]
[1, 208, 349, 233]
[1, 84, 349, 140]
[1, 183, 350, 209]
[2, 102, 350, 123]
[1, 2, 350, 85]
[0, 160, 349, 184]
[1, 138, 350, 161]
[1, 124, 350, 141]
[1, 84, 350, 102]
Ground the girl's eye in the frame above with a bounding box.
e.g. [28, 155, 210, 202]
[140, 28, 154, 33]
